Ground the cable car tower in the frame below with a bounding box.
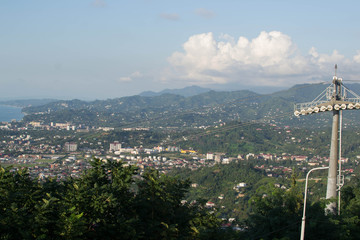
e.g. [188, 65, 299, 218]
[294, 65, 360, 214]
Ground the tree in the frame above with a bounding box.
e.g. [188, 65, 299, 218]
[243, 182, 340, 240]
[0, 166, 38, 239]
[338, 177, 360, 239]
[67, 158, 138, 239]
[0, 160, 225, 239]
[134, 169, 223, 239]
[244, 183, 302, 240]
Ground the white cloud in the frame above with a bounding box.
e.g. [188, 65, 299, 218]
[309, 47, 345, 64]
[195, 8, 215, 19]
[160, 13, 180, 21]
[119, 71, 143, 82]
[353, 51, 360, 63]
[119, 77, 132, 82]
[166, 31, 360, 87]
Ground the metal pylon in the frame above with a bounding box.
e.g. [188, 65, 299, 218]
[294, 66, 360, 214]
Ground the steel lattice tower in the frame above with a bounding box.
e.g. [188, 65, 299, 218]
[294, 65, 360, 214]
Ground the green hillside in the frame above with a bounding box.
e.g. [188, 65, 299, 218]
[19, 83, 360, 129]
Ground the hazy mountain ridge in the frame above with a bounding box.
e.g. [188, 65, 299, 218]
[20, 84, 360, 128]
[139, 85, 212, 97]
[22, 88, 259, 115]
[0, 99, 58, 108]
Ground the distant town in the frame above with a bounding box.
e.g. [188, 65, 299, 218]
[1, 120, 358, 182]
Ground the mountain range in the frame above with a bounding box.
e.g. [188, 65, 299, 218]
[18, 84, 360, 129]
[139, 85, 212, 97]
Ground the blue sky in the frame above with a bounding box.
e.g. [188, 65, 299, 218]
[1, 0, 360, 100]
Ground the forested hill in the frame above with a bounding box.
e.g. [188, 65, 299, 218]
[170, 161, 267, 220]
[21, 84, 360, 128]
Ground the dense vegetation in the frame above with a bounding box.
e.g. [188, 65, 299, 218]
[176, 121, 360, 158]
[170, 161, 323, 220]
[173, 161, 360, 239]
[171, 161, 269, 220]
[2, 159, 360, 239]
[0, 159, 227, 240]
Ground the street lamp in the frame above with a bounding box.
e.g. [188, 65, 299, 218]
[300, 166, 329, 240]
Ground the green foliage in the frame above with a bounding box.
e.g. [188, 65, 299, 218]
[243, 183, 341, 240]
[338, 177, 360, 239]
[0, 166, 39, 239]
[0, 160, 222, 239]
[245, 184, 303, 239]
[66, 158, 138, 239]
[3, 161, 360, 239]
[170, 161, 267, 221]
[134, 169, 218, 239]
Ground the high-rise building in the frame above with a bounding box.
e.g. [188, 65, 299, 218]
[109, 141, 122, 152]
[64, 142, 77, 152]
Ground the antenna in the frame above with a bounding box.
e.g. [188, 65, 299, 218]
[335, 64, 337, 77]
[294, 65, 360, 215]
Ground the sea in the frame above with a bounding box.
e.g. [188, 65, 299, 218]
[0, 105, 24, 122]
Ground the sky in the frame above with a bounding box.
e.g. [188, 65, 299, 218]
[1, 0, 360, 100]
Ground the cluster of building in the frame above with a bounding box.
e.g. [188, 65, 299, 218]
[1, 119, 359, 185]
[24, 121, 151, 133]
[1, 133, 358, 181]
[0, 154, 91, 180]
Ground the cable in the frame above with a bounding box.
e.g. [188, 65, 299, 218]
[342, 80, 360, 82]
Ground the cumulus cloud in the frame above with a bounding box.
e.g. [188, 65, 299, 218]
[195, 8, 215, 19]
[160, 13, 180, 21]
[166, 31, 360, 87]
[119, 71, 143, 82]
[353, 51, 360, 63]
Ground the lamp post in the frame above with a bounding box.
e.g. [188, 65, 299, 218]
[300, 166, 329, 240]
